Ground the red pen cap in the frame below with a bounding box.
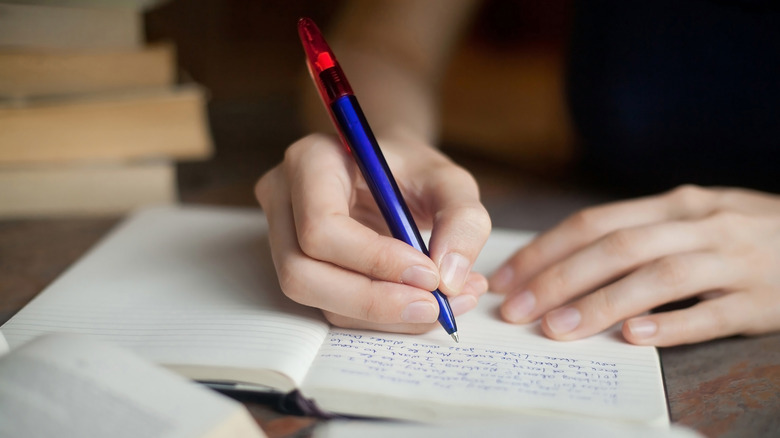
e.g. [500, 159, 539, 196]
[298, 17, 353, 104]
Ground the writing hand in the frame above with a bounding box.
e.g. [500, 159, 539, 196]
[256, 131, 491, 333]
[489, 185, 780, 346]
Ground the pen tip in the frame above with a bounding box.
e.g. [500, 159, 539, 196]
[451, 332, 459, 343]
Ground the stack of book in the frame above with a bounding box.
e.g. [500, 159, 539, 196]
[0, 1, 213, 217]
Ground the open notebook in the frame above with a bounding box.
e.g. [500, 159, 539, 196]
[1, 206, 669, 425]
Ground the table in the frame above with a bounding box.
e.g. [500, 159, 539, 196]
[1, 98, 778, 438]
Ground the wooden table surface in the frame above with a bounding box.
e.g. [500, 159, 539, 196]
[2, 98, 778, 438]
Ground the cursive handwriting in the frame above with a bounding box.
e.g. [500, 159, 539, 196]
[315, 331, 621, 405]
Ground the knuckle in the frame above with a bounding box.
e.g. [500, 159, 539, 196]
[702, 303, 734, 334]
[361, 241, 400, 280]
[284, 133, 329, 163]
[537, 265, 574, 301]
[441, 198, 490, 221]
[323, 311, 353, 328]
[567, 207, 603, 237]
[282, 134, 339, 175]
[432, 166, 488, 218]
[276, 262, 307, 304]
[456, 196, 491, 225]
[667, 184, 706, 204]
[517, 235, 548, 263]
[651, 256, 690, 288]
[254, 167, 278, 205]
[589, 288, 621, 321]
[282, 137, 307, 164]
[445, 203, 492, 241]
[452, 165, 481, 191]
[666, 184, 717, 213]
[433, 162, 477, 187]
[601, 229, 639, 259]
[357, 292, 380, 321]
[296, 218, 333, 259]
[469, 203, 493, 233]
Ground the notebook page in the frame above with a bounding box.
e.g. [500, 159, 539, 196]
[1, 206, 329, 390]
[303, 230, 668, 424]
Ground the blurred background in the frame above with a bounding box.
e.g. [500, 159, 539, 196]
[144, 0, 584, 215]
[2, 0, 601, 227]
[147, 0, 576, 197]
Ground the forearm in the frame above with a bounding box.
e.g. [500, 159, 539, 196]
[300, 0, 479, 144]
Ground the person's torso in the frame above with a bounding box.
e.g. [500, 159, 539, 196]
[566, 0, 780, 194]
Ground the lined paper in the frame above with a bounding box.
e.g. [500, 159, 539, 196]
[306, 294, 665, 423]
[1, 207, 329, 390]
[302, 230, 667, 424]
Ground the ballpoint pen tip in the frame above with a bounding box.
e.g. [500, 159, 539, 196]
[451, 332, 459, 343]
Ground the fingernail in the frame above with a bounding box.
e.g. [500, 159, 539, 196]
[440, 252, 471, 294]
[449, 294, 478, 315]
[401, 301, 438, 323]
[400, 265, 439, 291]
[627, 319, 657, 339]
[503, 290, 536, 322]
[545, 307, 581, 335]
[490, 265, 514, 291]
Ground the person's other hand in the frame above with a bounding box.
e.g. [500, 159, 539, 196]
[256, 131, 491, 333]
[489, 185, 780, 346]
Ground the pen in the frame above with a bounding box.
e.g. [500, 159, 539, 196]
[297, 17, 459, 342]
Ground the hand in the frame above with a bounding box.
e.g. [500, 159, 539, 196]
[255, 131, 491, 333]
[489, 185, 780, 346]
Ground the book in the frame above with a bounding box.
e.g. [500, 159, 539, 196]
[0, 44, 175, 99]
[0, 332, 265, 438]
[314, 417, 702, 438]
[0, 206, 670, 426]
[0, 86, 213, 165]
[0, 161, 175, 218]
[0, 2, 142, 50]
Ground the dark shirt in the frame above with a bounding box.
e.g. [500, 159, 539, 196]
[566, 0, 780, 195]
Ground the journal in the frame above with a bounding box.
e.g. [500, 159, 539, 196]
[1, 206, 668, 425]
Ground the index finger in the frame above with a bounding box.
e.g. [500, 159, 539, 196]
[489, 186, 719, 293]
[380, 140, 492, 297]
[424, 162, 492, 297]
[288, 134, 443, 292]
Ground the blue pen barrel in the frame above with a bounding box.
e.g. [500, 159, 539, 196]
[330, 95, 424, 251]
[330, 95, 457, 334]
